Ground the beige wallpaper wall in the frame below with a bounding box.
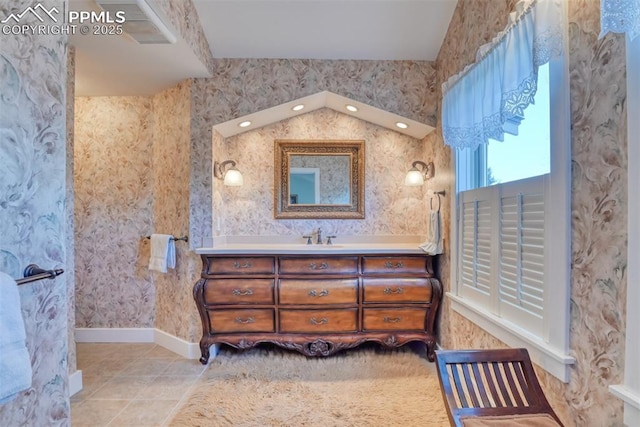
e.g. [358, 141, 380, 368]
[433, 1, 628, 426]
[152, 81, 202, 342]
[66, 46, 77, 377]
[0, 0, 71, 424]
[74, 97, 156, 328]
[150, 0, 214, 74]
[218, 108, 429, 238]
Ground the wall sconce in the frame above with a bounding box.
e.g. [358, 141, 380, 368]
[214, 160, 243, 186]
[404, 161, 434, 186]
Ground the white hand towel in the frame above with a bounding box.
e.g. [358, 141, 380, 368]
[420, 211, 443, 255]
[0, 271, 32, 404]
[149, 234, 176, 273]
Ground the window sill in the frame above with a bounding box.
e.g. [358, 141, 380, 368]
[610, 385, 640, 426]
[447, 292, 575, 383]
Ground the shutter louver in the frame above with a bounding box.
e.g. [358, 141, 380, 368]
[499, 188, 545, 324]
[459, 189, 495, 309]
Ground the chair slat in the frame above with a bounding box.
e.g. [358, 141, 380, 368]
[450, 363, 469, 408]
[471, 362, 491, 407]
[502, 361, 525, 407]
[481, 361, 502, 407]
[512, 360, 534, 406]
[492, 361, 513, 406]
[461, 363, 480, 407]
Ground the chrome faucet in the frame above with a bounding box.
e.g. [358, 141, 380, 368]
[316, 228, 323, 245]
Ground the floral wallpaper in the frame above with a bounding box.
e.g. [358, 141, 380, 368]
[218, 108, 429, 238]
[0, 0, 70, 424]
[66, 46, 77, 379]
[74, 83, 204, 342]
[150, 0, 214, 75]
[152, 81, 201, 342]
[74, 97, 155, 328]
[434, 1, 628, 426]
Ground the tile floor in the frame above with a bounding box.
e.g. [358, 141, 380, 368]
[71, 343, 207, 427]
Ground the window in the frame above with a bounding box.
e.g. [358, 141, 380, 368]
[448, 14, 575, 382]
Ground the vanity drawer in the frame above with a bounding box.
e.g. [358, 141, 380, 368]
[362, 308, 426, 331]
[279, 309, 358, 333]
[203, 279, 274, 304]
[362, 256, 427, 275]
[205, 257, 275, 275]
[279, 257, 358, 275]
[362, 278, 432, 303]
[279, 279, 357, 305]
[209, 309, 274, 333]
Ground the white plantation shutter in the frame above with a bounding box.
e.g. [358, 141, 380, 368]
[498, 178, 545, 336]
[458, 177, 546, 338]
[459, 187, 498, 310]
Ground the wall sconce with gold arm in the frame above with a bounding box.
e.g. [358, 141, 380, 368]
[404, 161, 434, 186]
[214, 160, 243, 186]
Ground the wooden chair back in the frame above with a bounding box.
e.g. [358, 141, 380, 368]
[434, 348, 563, 427]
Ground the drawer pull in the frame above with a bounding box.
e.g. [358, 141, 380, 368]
[383, 317, 402, 323]
[384, 261, 404, 269]
[308, 289, 329, 297]
[235, 317, 255, 324]
[309, 262, 329, 270]
[232, 288, 254, 296]
[233, 261, 253, 269]
[383, 287, 404, 295]
[310, 317, 328, 325]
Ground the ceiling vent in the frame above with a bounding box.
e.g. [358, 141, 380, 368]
[95, 0, 176, 44]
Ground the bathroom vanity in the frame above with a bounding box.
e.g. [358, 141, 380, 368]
[193, 243, 442, 363]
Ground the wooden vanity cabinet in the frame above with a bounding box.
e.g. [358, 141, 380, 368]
[193, 253, 442, 364]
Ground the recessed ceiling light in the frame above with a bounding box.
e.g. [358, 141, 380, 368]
[345, 104, 358, 112]
[292, 104, 305, 111]
[395, 122, 409, 129]
[238, 121, 252, 128]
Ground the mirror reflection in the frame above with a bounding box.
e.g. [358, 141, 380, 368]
[289, 155, 351, 205]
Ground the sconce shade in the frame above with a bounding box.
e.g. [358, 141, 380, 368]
[224, 168, 243, 186]
[405, 168, 425, 186]
[214, 159, 244, 186]
[404, 160, 434, 186]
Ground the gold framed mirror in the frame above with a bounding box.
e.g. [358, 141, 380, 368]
[274, 139, 365, 219]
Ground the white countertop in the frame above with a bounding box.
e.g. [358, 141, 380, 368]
[195, 243, 428, 255]
[194, 235, 433, 255]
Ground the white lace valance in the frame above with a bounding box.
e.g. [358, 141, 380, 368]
[600, 0, 640, 41]
[442, 0, 563, 150]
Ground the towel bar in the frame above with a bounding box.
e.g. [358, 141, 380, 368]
[16, 264, 65, 286]
[144, 235, 188, 242]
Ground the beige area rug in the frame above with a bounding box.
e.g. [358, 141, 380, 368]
[169, 345, 450, 427]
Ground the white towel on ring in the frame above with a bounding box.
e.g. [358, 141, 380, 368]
[420, 211, 443, 255]
[149, 234, 175, 273]
[0, 271, 32, 403]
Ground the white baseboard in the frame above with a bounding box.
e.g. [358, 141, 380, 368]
[154, 328, 203, 360]
[75, 327, 218, 361]
[75, 327, 154, 343]
[69, 370, 83, 397]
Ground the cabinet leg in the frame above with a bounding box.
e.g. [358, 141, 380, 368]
[199, 342, 210, 365]
[426, 340, 436, 362]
